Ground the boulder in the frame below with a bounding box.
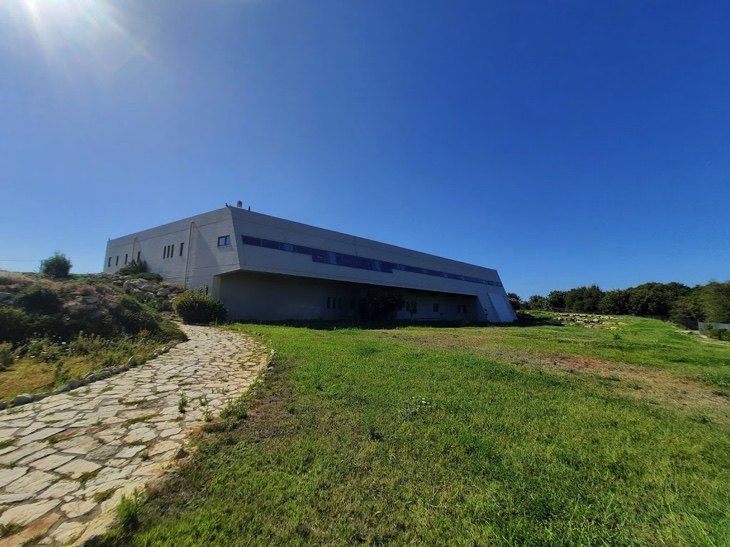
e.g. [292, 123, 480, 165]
[13, 393, 33, 406]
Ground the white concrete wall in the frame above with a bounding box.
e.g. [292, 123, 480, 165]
[104, 206, 517, 322]
[104, 209, 238, 292]
[230, 207, 515, 321]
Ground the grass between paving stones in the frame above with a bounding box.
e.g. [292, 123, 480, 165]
[0, 522, 25, 538]
[93, 488, 119, 504]
[123, 414, 157, 427]
[97, 316, 730, 546]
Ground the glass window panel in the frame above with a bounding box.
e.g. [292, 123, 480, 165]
[241, 236, 262, 246]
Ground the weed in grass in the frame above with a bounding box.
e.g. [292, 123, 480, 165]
[100, 386, 114, 394]
[117, 489, 145, 531]
[139, 450, 150, 461]
[0, 522, 24, 538]
[178, 392, 188, 414]
[199, 395, 211, 422]
[46, 436, 59, 445]
[219, 397, 247, 420]
[398, 396, 433, 421]
[0, 439, 14, 450]
[93, 418, 103, 426]
[689, 413, 713, 425]
[93, 487, 118, 503]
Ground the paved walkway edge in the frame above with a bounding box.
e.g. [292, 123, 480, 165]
[0, 325, 268, 547]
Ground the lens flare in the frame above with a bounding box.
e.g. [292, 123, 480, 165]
[1, 0, 151, 79]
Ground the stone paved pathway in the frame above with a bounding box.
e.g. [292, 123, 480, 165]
[0, 325, 268, 546]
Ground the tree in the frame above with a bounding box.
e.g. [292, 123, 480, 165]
[563, 285, 603, 313]
[700, 281, 730, 323]
[527, 295, 550, 311]
[626, 282, 690, 317]
[507, 292, 522, 311]
[599, 290, 629, 315]
[547, 290, 566, 311]
[40, 252, 72, 279]
[669, 291, 705, 329]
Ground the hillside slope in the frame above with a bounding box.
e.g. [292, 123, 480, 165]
[0, 272, 187, 403]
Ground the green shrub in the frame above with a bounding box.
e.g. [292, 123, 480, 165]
[15, 286, 62, 314]
[114, 296, 160, 335]
[116, 260, 162, 282]
[0, 343, 14, 371]
[134, 272, 163, 282]
[116, 489, 145, 531]
[0, 307, 31, 344]
[709, 328, 730, 342]
[116, 259, 148, 276]
[173, 289, 227, 324]
[158, 320, 188, 343]
[40, 252, 72, 279]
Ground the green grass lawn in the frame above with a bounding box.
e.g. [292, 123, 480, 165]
[103, 315, 730, 546]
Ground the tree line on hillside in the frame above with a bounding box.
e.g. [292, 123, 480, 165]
[508, 280, 730, 328]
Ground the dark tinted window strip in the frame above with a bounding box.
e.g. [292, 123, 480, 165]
[241, 235, 502, 287]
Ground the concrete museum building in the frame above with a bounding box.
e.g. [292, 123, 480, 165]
[104, 205, 517, 323]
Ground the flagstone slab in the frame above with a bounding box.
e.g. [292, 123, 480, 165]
[0, 468, 27, 489]
[54, 436, 100, 454]
[29, 454, 76, 472]
[0, 499, 59, 526]
[5, 470, 55, 495]
[55, 459, 101, 479]
[61, 499, 97, 518]
[16, 447, 56, 466]
[38, 479, 80, 499]
[16, 427, 65, 446]
[48, 521, 87, 545]
[123, 427, 157, 444]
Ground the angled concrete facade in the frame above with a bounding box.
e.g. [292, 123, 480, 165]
[104, 206, 517, 322]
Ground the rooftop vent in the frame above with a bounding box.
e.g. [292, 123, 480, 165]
[236, 200, 243, 208]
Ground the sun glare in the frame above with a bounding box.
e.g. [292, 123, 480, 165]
[2, 0, 150, 78]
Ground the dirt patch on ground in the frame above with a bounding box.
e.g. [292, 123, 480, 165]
[539, 353, 730, 423]
[385, 330, 730, 427]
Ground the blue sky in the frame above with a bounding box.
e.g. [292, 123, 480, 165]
[1, 0, 728, 298]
